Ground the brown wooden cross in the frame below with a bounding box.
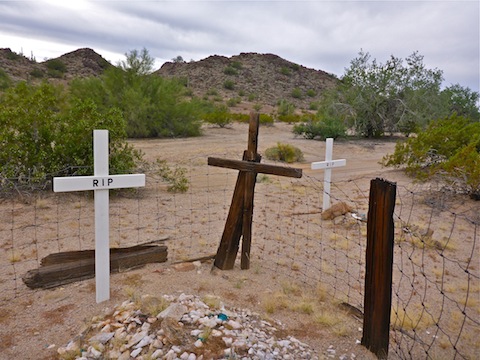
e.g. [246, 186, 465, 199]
[208, 113, 302, 270]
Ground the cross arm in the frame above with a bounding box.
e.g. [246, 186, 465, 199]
[208, 157, 302, 178]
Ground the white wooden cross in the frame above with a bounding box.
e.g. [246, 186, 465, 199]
[311, 138, 346, 211]
[53, 130, 145, 303]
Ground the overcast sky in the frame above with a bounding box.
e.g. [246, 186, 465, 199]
[1, 0, 479, 92]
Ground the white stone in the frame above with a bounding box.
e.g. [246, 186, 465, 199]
[194, 339, 204, 348]
[191, 329, 202, 337]
[127, 330, 148, 348]
[151, 349, 164, 359]
[227, 320, 242, 329]
[157, 303, 187, 320]
[134, 335, 153, 349]
[130, 347, 142, 358]
[222, 337, 233, 346]
[89, 332, 114, 344]
[165, 349, 176, 360]
[89, 346, 102, 358]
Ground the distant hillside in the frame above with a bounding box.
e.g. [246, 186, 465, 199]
[157, 52, 338, 109]
[1, 48, 338, 111]
[0, 48, 111, 83]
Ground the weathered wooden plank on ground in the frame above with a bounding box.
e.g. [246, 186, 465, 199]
[361, 178, 396, 359]
[23, 245, 167, 289]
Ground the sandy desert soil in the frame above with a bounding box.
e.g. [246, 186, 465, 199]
[0, 122, 478, 359]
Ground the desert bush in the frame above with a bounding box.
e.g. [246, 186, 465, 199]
[223, 79, 235, 90]
[0, 82, 141, 189]
[382, 115, 480, 199]
[224, 66, 238, 76]
[291, 88, 303, 99]
[259, 114, 274, 126]
[280, 67, 291, 76]
[293, 117, 346, 140]
[306, 89, 316, 97]
[265, 143, 304, 163]
[146, 159, 189, 193]
[45, 59, 67, 78]
[6, 51, 22, 61]
[226, 97, 241, 107]
[290, 63, 300, 71]
[230, 61, 243, 70]
[203, 105, 231, 128]
[277, 99, 295, 117]
[277, 114, 303, 123]
[0, 69, 11, 90]
[70, 49, 203, 138]
[206, 88, 219, 96]
[29, 68, 44, 79]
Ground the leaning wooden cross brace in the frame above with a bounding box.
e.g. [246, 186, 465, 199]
[208, 113, 303, 270]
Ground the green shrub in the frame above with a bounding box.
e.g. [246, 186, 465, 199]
[306, 89, 316, 97]
[290, 63, 300, 71]
[277, 99, 295, 116]
[231, 61, 243, 70]
[0, 69, 11, 90]
[248, 93, 258, 101]
[293, 117, 346, 140]
[291, 88, 303, 99]
[223, 79, 235, 90]
[45, 59, 67, 78]
[0, 82, 142, 190]
[265, 143, 304, 163]
[206, 88, 219, 96]
[150, 159, 189, 193]
[277, 114, 303, 123]
[280, 67, 291, 76]
[70, 53, 203, 139]
[224, 66, 238, 76]
[259, 114, 274, 126]
[203, 105, 231, 127]
[226, 97, 241, 107]
[6, 51, 22, 61]
[29, 68, 44, 79]
[382, 115, 480, 198]
[230, 113, 250, 123]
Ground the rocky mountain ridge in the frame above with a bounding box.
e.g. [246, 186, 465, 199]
[0, 47, 338, 110]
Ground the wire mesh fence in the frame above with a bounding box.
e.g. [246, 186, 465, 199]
[1, 161, 478, 359]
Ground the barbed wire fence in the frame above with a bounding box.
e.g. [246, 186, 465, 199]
[1, 161, 478, 359]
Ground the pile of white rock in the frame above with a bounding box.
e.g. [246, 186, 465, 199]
[58, 293, 319, 359]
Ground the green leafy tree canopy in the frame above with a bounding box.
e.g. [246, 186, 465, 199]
[316, 50, 479, 138]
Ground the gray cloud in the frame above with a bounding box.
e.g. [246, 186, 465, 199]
[0, 0, 478, 92]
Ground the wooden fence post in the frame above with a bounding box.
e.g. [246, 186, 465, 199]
[362, 178, 397, 359]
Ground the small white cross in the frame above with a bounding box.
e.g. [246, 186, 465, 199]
[311, 138, 346, 211]
[53, 130, 145, 303]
